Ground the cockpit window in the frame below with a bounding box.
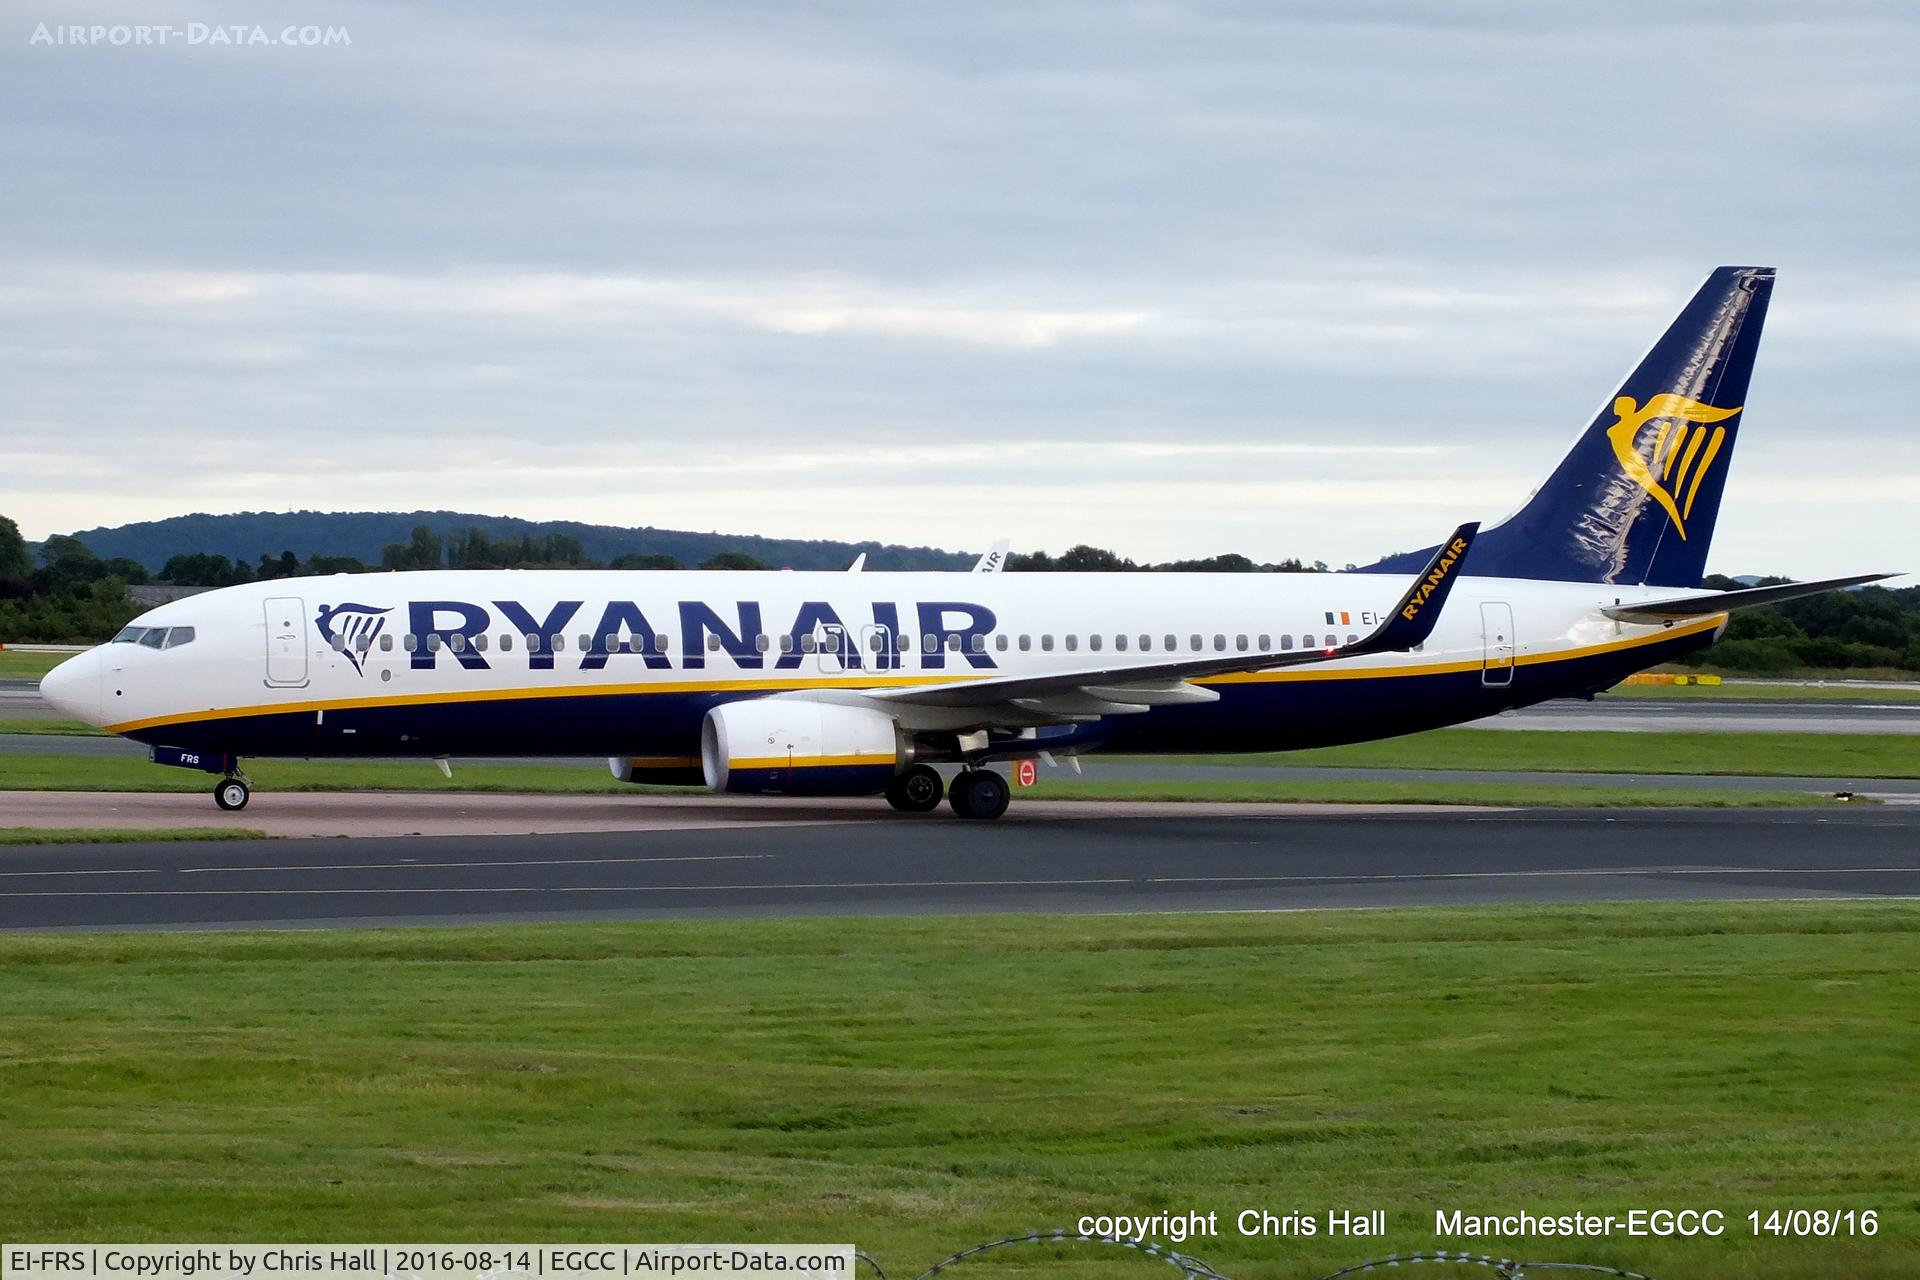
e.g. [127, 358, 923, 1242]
[112, 626, 148, 644]
[163, 626, 196, 649]
[138, 628, 167, 649]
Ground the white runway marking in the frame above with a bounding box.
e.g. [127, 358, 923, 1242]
[177, 853, 774, 874]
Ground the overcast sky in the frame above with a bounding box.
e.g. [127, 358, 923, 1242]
[3, 1, 1915, 574]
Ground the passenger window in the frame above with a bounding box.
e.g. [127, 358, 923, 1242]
[427, 634, 444, 652]
[552, 634, 566, 652]
[524, 632, 540, 651]
[923, 634, 938, 653]
[870, 633, 887, 653]
[995, 634, 1008, 652]
[355, 634, 371, 654]
[329, 634, 347, 652]
[1281, 635, 1294, 651]
[604, 633, 620, 652]
[1258, 634, 1270, 650]
[381, 634, 395, 652]
[1115, 634, 1128, 652]
[947, 635, 961, 652]
[1139, 634, 1151, 651]
[500, 634, 515, 652]
[474, 634, 489, 652]
[1019, 635, 1031, 652]
[1189, 634, 1201, 651]
[801, 634, 818, 653]
[656, 633, 670, 652]
[1041, 635, 1054, 652]
[1065, 634, 1079, 652]
[779, 634, 795, 654]
[1213, 634, 1226, 651]
[1300, 635, 1312, 649]
[579, 634, 592, 651]
[756, 633, 771, 653]
[1324, 634, 1337, 648]
[403, 634, 418, 653]
[449, 633, 466, 653]
[708, 634, 722, 651]
[971, 634, 985, 654]
[1088, 634, 1101, 652]
[1347, 634, 1359, 645]
[1164, 634, 1176, 651]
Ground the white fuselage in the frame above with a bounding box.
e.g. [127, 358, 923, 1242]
[41, 569, 1723, 761]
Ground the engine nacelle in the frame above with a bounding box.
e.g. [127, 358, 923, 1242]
[702, 699, 905, 796]
[607, 756, 707, 787]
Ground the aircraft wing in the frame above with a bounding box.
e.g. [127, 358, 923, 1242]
[870, 523, 1478, 716]
[1602, 572, 1899, 622]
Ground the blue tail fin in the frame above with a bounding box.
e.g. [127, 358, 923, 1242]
[1373, 266, 1775, 588]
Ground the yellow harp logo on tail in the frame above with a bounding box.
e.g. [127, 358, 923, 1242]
[1605, 394, 1743, 540]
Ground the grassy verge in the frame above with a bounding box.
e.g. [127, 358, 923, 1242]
[1610, 680, 1920, 701]
[1030, 779, 1855, 807]
[0, 903, 1912, 1277]
[1135, 728, 1920, 778]
[0, 649, 71, 679]
[0, 827, 268, 845]
[0, 717, 108, 736]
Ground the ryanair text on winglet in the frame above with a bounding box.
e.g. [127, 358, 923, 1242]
[1399, 536, 1470, 622]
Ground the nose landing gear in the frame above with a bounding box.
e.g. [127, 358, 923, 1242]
[214, 773, 252, 811]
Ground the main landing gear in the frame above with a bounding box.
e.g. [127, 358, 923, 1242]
[214, 773, 251, 811]
[947, 768, 1011, 821]
[885, 764, 945, 813]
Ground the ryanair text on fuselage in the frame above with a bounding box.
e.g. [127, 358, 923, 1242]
[329, 598, 1005, 674]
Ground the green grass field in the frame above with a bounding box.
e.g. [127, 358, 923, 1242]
[0, 648, 73, 679]
[0, 904, 1911, 1277]
[0, 751, 1867, 809]
[1140, 728, 1920, 778]
[1611, 680, 1920, 701]
[0, 716, 106, 735]
[0, 827, 267, 845]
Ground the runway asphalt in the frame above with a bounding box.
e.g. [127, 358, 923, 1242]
[0, 804, 1912, 931]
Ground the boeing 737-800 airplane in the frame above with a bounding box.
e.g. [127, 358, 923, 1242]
[39, 266, 1894, 818]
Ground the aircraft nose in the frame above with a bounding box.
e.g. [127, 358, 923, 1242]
[39, 650, 103, 726]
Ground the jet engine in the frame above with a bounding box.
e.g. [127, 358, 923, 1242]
[701, 699, 906, 796]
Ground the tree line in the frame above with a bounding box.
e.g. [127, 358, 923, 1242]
[4, 513, 1919, 674]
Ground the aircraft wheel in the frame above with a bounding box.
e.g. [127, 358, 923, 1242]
[948, 768, 1011, 820]
[214, 777, 251, 812]
[886, 764, 945, 813]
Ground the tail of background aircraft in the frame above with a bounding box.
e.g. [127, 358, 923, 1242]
[1369, 265, 1775, 588]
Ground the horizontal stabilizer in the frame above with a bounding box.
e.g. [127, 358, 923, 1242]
[1603, 572, 1899, 623]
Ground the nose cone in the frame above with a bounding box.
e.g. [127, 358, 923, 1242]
[39, 650, 104, 727]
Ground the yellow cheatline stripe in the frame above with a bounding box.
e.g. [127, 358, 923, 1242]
[1683, 426, 1727, 520]
[102, 670, 967, 734]
[728, 753, 896, 770]
[104, 614, 1727, 734]
[1205, 614, 1723, 685]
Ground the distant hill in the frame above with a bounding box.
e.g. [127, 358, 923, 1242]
[54, 510, 976, 573]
